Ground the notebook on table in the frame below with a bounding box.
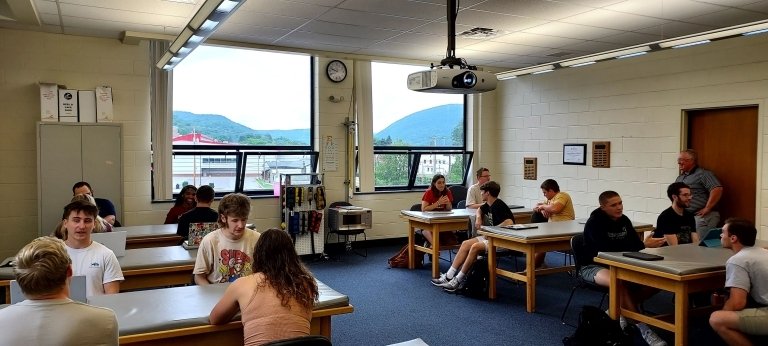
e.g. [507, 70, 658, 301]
[699, 228, 723, 248]
[184, 222, 218, 249]
[91, 231, 127, 257]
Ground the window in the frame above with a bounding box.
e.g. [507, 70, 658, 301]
[369, 62, 471, 190]
[169, 45, 315, 196]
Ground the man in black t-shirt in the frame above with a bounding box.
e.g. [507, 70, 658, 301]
[177, 185, 219, 243]
[431, 181, 514, 292]
[654, 182, 699, 246]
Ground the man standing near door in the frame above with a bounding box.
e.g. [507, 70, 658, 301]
[675, 149, 723, 239]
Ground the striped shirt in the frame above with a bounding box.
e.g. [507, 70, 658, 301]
[675, 166, 721, 212]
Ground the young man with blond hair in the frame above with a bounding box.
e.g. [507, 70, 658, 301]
[0, 237, 118, 345]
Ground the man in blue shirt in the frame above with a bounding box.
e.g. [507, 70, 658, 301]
[73, 181, 118, 226]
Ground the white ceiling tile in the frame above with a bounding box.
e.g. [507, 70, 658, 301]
[606, 0, 727, 20]
[596, 31, 667, 46]
[471, 0, 594, 20]
[338, 0, 445, 20]
[300, 20, 404, 40]
[740, 0, 768, 13]
[634, 21, 719, 39]
[238, 0, 330, 19]
[460, 40, 558, 56]
[276, 39, 362, 54]
[694, 0, 764, 6]
[318, 8, 429, 31]
[410, 21, 476, 36]
[214, 23, 292, 41]
[58, 0, 197, 16]
[33, 0, 60, 15]
[491, 32, 586, 49]
[60, 15, 168, 34]
[455, 10, 547, 32]
[279, 30, 379, 48]
[560, 9, 670, 31]
[58, 4, 188, 27]
[225, 12, 309, 30]
[39, 13, 61, 26]
[523, 22, 623, 40]
[684, 8, 768, 27]
[557, 40, 625, 54]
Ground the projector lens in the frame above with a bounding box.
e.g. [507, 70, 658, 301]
[462, 72, 477, 87]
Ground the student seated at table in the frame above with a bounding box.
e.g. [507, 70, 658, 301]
[73, 181, 119, 226]
[193, 193, 260, 285]
[177, 185, 219, 243]
[431, 181, 514, 292]
[53, 194, 112, 239]
[581, 190, 667, 346]
[209, 228, 318, 345]
[165, 185, 197, 224]
[653, 182, 700, 246]
[420, 174, 454, 245]
[0, 236, 118, 345]
[61, 200, 124, 296]
[532, 178, 575, 268]
[710, 218, 768, 346]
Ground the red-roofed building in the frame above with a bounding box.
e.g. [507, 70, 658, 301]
[172, 132, 225, 145]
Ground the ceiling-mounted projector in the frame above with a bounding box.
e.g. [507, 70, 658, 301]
[407, 0, 497, 94]
[407, 67, 497, 94]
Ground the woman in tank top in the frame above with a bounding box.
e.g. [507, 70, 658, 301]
[209, 228, 319, 345]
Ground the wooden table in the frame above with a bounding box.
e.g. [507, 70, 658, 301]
[1, 246, 196, 303]
[595, 245, 733, 346]
[119, 246, 197, 291]
[400, 209, 475, 278]
[479, 220, 653, 313]
[121, 224, 184, 249]
[84, 281, 353, 345]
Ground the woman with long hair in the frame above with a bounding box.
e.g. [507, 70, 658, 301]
[164, 185, 197, 224]
[420, 174, 454, 244]
[209, 228, 319, 345]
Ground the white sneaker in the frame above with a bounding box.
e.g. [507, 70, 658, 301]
[441, 277, 464, 292]
[431, 273, 450, 286]
[637, 323, 667, 346]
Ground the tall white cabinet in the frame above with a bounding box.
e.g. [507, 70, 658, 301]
[37, 122, 122, 236]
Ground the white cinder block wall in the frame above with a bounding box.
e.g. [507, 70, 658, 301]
[492, 33, 768, 238]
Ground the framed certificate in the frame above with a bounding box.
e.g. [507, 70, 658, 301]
[563, 143, 587, 165]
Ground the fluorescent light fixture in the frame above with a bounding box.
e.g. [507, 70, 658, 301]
[569, 61, 595, 68]
[671, 40, 710, 49]
[616, 51, 647, 59]
[156, 0, 245, 70]
[560, 46, 650, 67]
[532, 69, 554, 75]
[497, 64, 555, 79]
[744, 28, 768, 36]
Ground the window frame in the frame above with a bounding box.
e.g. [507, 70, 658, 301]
[157, 48, 317, 200]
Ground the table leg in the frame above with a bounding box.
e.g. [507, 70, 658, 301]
[407, 222, 415, 269]
[431, 224, 440, 278]
[487, 238, 497, 299]
[674, 282, 689, 346]
[525, 248, 536, 312]
[608, 267, 620, 319]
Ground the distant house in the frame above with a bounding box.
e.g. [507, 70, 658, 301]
[263, 160, 309, 182]
[172, 132, 226, 145]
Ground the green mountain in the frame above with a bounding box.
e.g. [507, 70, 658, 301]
[174, 104, 463, 146]
[374, 104, 463, 146]
[173, 111, 309, 145]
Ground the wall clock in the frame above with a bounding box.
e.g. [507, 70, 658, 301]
[326, 60, 347, 83]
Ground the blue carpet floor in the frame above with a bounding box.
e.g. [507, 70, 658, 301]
[306, 243, 729, 346]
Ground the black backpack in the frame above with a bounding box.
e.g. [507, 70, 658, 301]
[563, 305, 632, 346]
[459, 257, 489, 299]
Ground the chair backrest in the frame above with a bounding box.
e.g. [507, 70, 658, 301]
[410, 203, 422, 211]
[329, 201, 352, 209]
[262, 335, 332, 346]
[457, 200, 466, 209]
[570, 233, 591, 271]
[448, 185, 467, 208]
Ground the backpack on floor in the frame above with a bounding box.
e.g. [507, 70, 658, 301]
[459, 257, 489, 299]
[562, 305, 632, 346]
[388, 245, 422, 268]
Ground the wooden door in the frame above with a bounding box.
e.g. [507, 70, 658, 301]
[686, 106, 758, 224]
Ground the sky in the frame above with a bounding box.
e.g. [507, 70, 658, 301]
[173, 45, 461, 133]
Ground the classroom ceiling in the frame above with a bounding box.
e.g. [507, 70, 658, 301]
[2, 0, 768, 72]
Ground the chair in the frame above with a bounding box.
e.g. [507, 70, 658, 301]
[560, 233, 608, 325]
[326, 201, 367, 257]
[456, 200, 466, 209]
[448, 185, 467, 209]
[262, 335, 332, 346]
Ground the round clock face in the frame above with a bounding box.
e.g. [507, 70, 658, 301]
[326, 60, 347, 82]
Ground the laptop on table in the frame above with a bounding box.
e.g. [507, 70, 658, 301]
[699, 228, 723, 248]
[91, 231, 128, 257]
[183, 222, 218, 249]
